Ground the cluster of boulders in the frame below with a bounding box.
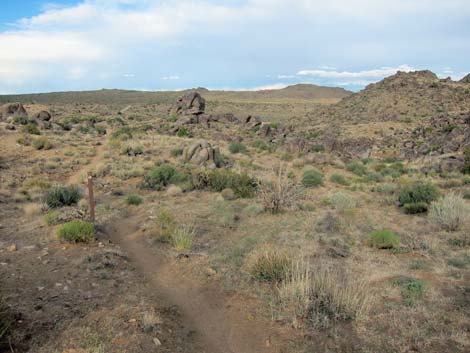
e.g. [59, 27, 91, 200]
[1, 102, 53, 130]
[169, 91, 285, 140]
[183, 139, 222, 169]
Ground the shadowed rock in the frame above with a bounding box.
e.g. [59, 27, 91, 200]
[1, 103, 28, 120]
[183, 139, 221, 168]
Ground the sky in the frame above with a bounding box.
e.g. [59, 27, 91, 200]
[0, 0, 469, 94]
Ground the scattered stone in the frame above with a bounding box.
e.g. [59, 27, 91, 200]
[7, 244, 17, 252]
[34, 110, 52, 121]
[170, 91, 205, 117]
[153, 337, 162, 347]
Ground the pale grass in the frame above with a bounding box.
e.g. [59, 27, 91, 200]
[171, 223, 195, 252]
[429, 192, 469, 231]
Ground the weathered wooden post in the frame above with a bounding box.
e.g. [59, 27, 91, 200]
[87, 171, 95, 222]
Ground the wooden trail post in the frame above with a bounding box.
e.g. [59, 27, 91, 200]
[87, 171, 95, 222]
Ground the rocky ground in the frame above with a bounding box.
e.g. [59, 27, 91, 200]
[0, 71, 469, 352]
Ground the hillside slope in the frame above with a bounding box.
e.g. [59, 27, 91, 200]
[312, 70, 470, 124]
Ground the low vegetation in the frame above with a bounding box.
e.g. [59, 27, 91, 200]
[170, 224, 195, 252]
[428, 193, 469, 231]
[56, 220, 96, 243]
[247, 246, 291, 282]
[301, 169, 324, 187]
[398, 182, 439, 213]
[125, 194, 143, 205]
[44, 185, 81, 208]
[368, 229, 400, 249]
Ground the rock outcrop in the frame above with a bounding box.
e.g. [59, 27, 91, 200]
[183, 139, 222, 168]
[1, 103, 28, 120]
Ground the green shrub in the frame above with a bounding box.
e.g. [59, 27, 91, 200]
[44, 185, 81, 208]
[211, 200, 236, 227]
[302, 169, 324, 187]
[403, 202, 429, 214]
[125, 194, 143, 205]
[191, 170, 256, 198]
[22, 122, 40, 135]
[247, 247, 291, 282]
[111, 127, 133, 140]
[398, 182, 439, 206]
[43, 210, 60, 225]
[309, 144, 325, 153]
[229, 141, 247, 154]
[369, 229, 400, 249]
[170, 148, 183, 157]
[243, 203, 264, 216]
[392, 276, 425, 306]
[56, 220, 95, 243]
[177, 127, 188, 137]
[142, 164, 188, 190]
[13, 115, 29, 125]
[330, 173, 348, 185]
[347, 161, 367, 176]
[32, 137, 52, 150]
[364, 172, 384, 183]
[153, 209, 176, 243]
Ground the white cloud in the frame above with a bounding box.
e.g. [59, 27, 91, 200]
[123, 73, 136, 78]
[297, 65, 415, 79]
[277, 75, 295, 79]
[249, 83, 289, 91]
[162, 75, 180, 80]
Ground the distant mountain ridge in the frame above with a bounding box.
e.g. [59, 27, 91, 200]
[0, 83, 352, 105]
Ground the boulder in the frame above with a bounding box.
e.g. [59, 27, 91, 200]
[1, 103, 27, 120]
[460, 73, 470, 84]
[183, 139, 222, 168]
[171, 91, 205, 117]
[34, 110, 52, 121]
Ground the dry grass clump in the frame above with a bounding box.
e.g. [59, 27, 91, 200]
[278, 262, 372, 329]
[258, 166, 300, 213]
[170, 223, 195, 252]
[0, 297, 12, 348]
[428, 192, 469, 231]
[246, 245, 292, 282]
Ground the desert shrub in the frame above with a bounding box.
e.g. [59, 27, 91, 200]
[243, 203, 264, 216]
[403, 202, 429, 214]
[302, 169, 324, 188]
[22, 122, 40, 135]
[329, 192, 357, 211]
[247, 246, 291, 282]
[16, 134, 31, 146]
[43, 210, 60, 225]
[211, 200, 236, 227]
[309, 144, 325, 153]
[153, 209, 176, 243]
[125, 194, 143, 205]
[392, 276, 425, 306]
[347, 160, 367, 176]
[191, 170, 256, 198]
[330, 173, 348, 185]
[229, 141, 247, 154]
[253, 139, 269, 151]
[279, 264, 372, 328]
[170, 148, 183, 157]
[120, 144, 143, 156]
[32, 137, 52, 150]
[364, 172, 384, 183]
[428, 193, 469, 231]
[307, 268, 371, 327]
[447, 255, 470, 268]
[258, 167, 300, 213]
[13, 115, 29, 125]
[56, 220, 95, 243]
[398, 182, 439, 206]
[44, 185, 81, 208]
[111, 127, 133, 140]
[177, 127, 189, 137]
[170, 224, 195, 252]
[463, 147, 470, 174]
[142, 163, 188, 190]
[369, 229, 400, 249]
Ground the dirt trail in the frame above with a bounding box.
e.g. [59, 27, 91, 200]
[106, 214, 278, 353]
[68, 142, 107, 184]
[66, 138, 280, 352]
